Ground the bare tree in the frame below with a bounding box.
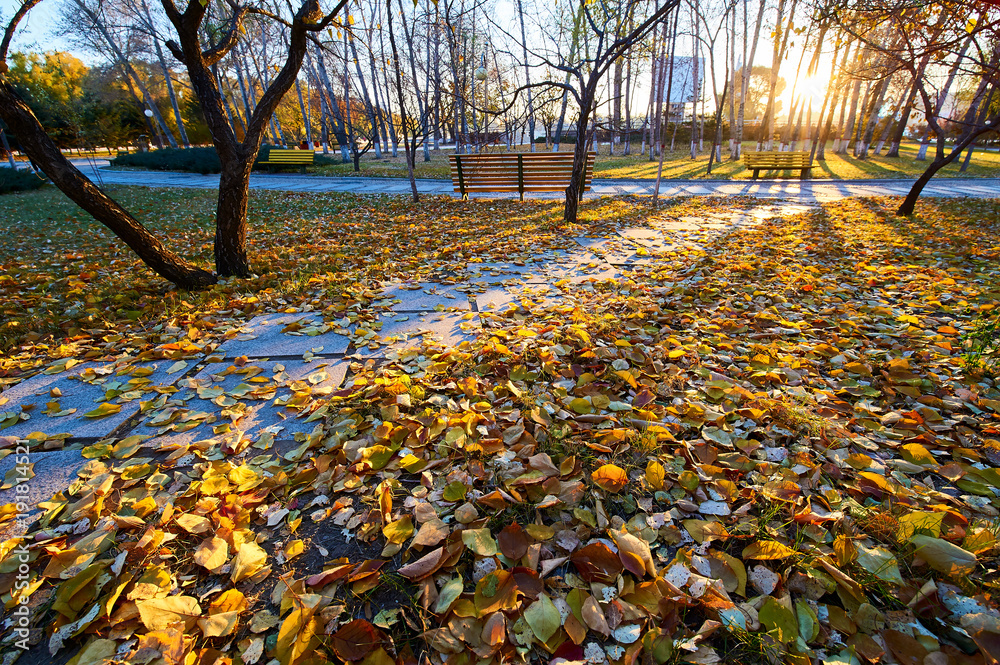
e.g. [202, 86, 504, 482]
[828, 0, 1000, 214]
[515, 0, 681, 223]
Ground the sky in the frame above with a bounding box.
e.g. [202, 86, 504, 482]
[1, 0, 78, 56]
[1, 0, 824, 123]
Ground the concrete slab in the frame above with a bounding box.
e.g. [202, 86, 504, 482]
[352, 312, 482, 357]
[0, 448, 87, 518]
[0, 360, 189, 440]
[475, 284, 563, 311]
[378, 282, 472, 311]
[134, 358, 349, 446]
[218, 313, 350, 358]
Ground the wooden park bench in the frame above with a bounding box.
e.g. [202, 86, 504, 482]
[743, 151, 813, 180]
[449, 152, 596, 200]
[256, 148, 314, 173]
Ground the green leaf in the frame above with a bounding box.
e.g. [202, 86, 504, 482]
[433, 576, 464, 615]
[443, 481, 468, 502]
[759, 597, 797, 643]
[855, 544, 903, 585]
[523, 594, 560, 643]
[461, 528, 498, 557]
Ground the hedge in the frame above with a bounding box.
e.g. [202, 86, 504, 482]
[111, 147, 221, 174]
[111, 146, 336, 173]
[0, 166, 46, 194]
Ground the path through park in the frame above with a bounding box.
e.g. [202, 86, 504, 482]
[74, 160, 1000, 202]
[0, 200, 814, 523]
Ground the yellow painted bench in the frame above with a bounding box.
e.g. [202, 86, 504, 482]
[257, 149, 314, 173]
[743, 151, 813, 179]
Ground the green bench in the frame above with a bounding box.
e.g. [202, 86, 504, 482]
[257, 149, 314, 173]
[743, 151, 813, 179]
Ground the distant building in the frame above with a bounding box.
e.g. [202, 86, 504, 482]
[655, 56, 704, 121]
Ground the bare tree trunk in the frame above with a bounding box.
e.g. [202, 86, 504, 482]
[917, 35, 972, 161]
[651, 21, 668, 160]
[736, 0, 766, 157]
[961, 86, 996, 171]
[761, 0, 789, 149]
[140, 0, 188, 147]
[838, 75, 863, 155]
[899, 112, 1000, 214]
[295, 77, 312, 149]
[857, 76, 889, 158]
[399, 1, 431, 162]
[76, 0, 179, 148]
[387, 0, 418, 201]
[654, 8, 679, 202]
[347, 31, 382, 158]
[690, 2, 700, 160]
[886, 73, 920, 157]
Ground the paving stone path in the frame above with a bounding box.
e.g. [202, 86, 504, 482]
[1, 203, 815, 527]
[73, 160, 1000, 203]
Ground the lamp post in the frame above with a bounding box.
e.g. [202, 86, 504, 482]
[144, 109, 163, 150]
[475, 53, 488, 151]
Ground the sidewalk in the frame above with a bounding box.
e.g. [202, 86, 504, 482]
[0, 200, 807, 533]
[72, 160, 1000, 203]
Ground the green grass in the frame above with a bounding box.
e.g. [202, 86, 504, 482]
[310, 140, 1000, 180]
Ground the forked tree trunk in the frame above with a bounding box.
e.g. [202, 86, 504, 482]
[565, 81, 596, 224]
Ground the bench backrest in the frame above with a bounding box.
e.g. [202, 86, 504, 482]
[449, 152, 596, 195]
[264, 150, 315, 163]
[743, 151, 811, 167]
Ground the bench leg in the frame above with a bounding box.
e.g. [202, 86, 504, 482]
[752, 169, 759, 180]
[801, 168, 811, 180]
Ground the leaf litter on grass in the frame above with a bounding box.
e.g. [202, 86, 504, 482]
[1, 192, 999, 665]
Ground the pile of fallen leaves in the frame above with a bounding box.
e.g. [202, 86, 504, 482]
[2, 194, 1000, 665]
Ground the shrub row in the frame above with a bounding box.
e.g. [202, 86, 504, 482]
[112, 147, 222, 174]
[0, 166, 46, 194]
[110, 146, 343, 173]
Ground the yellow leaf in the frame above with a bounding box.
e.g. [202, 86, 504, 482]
[382, 516, 414, 545]
[742, 541, 796, 560]
[84, 403, 121, 419]
[283, 540, 305, 561]
[193, 537, 229, 571]
[591, 464, 627, 493]
[198, 611, 239, 637]
[136, 596, 202, 631]
[231, 542, 267, 583]
[645, 460, 665, 490]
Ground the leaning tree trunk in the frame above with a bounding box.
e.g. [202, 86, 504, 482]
[898, 112, 1000, 215]
[0, 79, 214, 287]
